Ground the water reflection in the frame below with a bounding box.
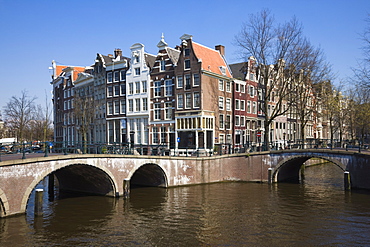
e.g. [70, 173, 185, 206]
[1, 162, 370, 246]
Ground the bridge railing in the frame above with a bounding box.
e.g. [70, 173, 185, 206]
[1, 139, 368, 161]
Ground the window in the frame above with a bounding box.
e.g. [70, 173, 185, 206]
[247, 101, 251, 113]
[114, 101, 120, 114]
[249, 86, 254, 97]
[226, 115, 231, 129]
[142, 81, 147, 93]
[107, 102, 113, 115]
[226, 98, 231, 111]
[241, 116, 245, 126]
[160, 60, 166, 71]
[219, 134, 225, 144]
[142, 98, 148, 111]
[114, 85, 120, 96]
[114, 71, 119, 82]
[241, 84, 245, 93]
[120, 70, 126, 81]
[165, 102, 172, 119]
[177, 76, 183, 88]
[235, 83, 240, 92]
[235, 99, 240, 110]
[184, 48, 190, 56]
[226, 81, 231, 92]
[129, 83, 134, 95]
[193, 92, 200, 108]
[154, 81, 161, 97]
[177, 94, 184, 109]
[219, 114, 224, 129]
[154, 103, 161, 120]
[135, 55, 140, 63]
[250, 73, 254, 81]
[165, 80, 172, 96]
[219, 97, 224, 110]
[252, 102, 256, 114]
[185, 93, 192, 108]
[219, 79, 224, 91]
[184, 59, 190, 69]
[120, 84, 126, 95]
[135, 81, 140, 94]
[135, 68, 140, 76]
[107, 86, 113, 97]
[152, 127, 158, 144]
[185, 74, 191, 89]
[193, 74, 200, 86]
[128, 99, 133, 112]
[135, 98, 140, 111]
[235, 115, 240, 126]
[161, 126, 166, 143]
[120, 100, 126, 114]
[241, 100, 245, 111]
[226, 134, 232, 144]
[107, 72, 112, 83]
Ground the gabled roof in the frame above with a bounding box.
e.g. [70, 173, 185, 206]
[229, 62, 248, 80]
[192, 41, 232, 78]
[144, 53, 156, 69]
[166, 47, 180, 65]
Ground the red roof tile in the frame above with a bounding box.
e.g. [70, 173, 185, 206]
[192, 42, 232, 78]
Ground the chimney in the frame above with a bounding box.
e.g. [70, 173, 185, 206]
[215, 45, 225, 56]
[114, 48, 122, 58]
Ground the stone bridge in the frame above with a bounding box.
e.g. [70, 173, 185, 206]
[0, 149, 369, 217]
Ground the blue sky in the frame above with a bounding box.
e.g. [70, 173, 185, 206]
[0, 0, 369, 112]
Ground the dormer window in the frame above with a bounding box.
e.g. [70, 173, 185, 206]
[219, 66, 226, 75]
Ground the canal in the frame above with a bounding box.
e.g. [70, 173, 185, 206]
[1, 161, 370, 246]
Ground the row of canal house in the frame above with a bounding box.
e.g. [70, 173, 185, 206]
[51, 34, 316, 155]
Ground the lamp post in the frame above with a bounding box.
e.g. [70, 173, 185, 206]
[283, 132, 286, 149]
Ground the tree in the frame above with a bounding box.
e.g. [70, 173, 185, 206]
[74, 90, 95, 153]
[3, 90, 36, 142]
[234, 10, 320, 149]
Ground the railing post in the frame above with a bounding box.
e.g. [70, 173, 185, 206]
[44, 143, 49, 157]
[22, 142, 26, 159]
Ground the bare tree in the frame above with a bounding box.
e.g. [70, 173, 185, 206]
[234, 10, 316, 149]
[3, 90, 36, 142]
[74, 91, 95, 153]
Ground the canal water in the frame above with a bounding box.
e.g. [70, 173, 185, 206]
[1, 162, 370, 246]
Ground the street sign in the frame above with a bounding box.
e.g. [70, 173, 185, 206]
[257, 131, 261, 137]
[177, 137, 180, 142]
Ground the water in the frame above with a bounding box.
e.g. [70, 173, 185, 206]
[1, 163, 370, 246]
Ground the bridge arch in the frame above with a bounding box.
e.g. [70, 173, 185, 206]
[130, 163, 168, 187]
[272, 154, 346, 183]
[0, 188, 9, 217]
[21, 162, 118, 214]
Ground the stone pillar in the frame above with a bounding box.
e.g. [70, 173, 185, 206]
[123, 179, 130, 199]
[35, 189, 43, 216]
[344, 171, 351, 191]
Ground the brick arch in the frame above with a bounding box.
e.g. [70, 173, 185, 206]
[0, 188, 9, 217]
[20, 161, 119, 214]
[129, 163, 168, 187]
[272, 154, 346, 183]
